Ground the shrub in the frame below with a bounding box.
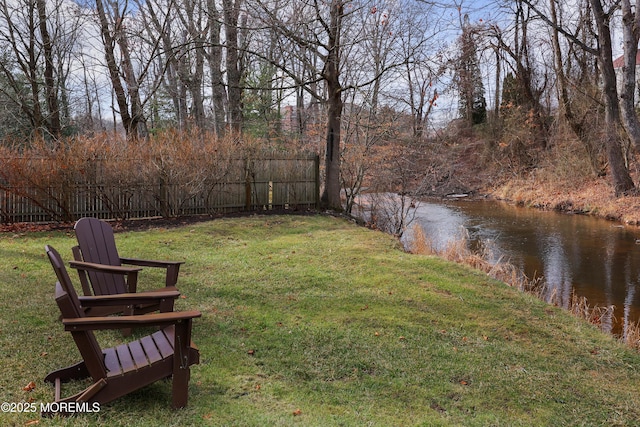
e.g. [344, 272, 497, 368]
[0, 131, 312, 222]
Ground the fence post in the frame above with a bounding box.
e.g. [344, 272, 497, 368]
[244, 158, 252, 210]
[314, 154, 320, 210]
[157, 157, 170, 218]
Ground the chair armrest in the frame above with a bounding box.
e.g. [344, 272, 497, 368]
[69, 260, 142, 275]
[120, 258, 184, 288]
[69, 260, 141, 293]
[120, 258, 184, 269]
[77, 288, 180, 307]
[62, 310, 202, 331]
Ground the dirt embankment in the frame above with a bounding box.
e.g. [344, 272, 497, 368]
[415, 138, 640, 227]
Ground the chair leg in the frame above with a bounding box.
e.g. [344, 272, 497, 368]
[41, 379, 107, 418]
[171, 320, 192, 409]
[122, 305, 134, 336]
[171, 367, 190, 409]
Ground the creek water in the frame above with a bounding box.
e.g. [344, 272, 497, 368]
[405, 199, 640, 335]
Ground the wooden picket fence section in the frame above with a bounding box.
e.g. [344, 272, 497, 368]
[0, 154, 320, 223]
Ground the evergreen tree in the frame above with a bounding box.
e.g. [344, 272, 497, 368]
[455, 14, 487, 125]
[500, 72, 518, 107]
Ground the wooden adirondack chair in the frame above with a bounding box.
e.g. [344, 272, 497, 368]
[44, 245, 201, 414]
[72, 217, 184, 317]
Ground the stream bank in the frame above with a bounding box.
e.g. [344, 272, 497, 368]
[414, 138, 640, 227]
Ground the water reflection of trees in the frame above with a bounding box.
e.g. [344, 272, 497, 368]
[410, 200, 640, 337]
[539, 232, 573, 310]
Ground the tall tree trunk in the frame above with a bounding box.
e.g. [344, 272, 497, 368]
[143, 1, 186, 129]
[295, 85, 305, 136]
[591, 0, 635, 195]
[187, 74, 205, 130]
[112, 1, 147, 138]
[172, 0, 206, 130]
[320, 0, 344, 210]
[57, 61, 71, 129]
[513, 1, 547, 146]
[25, 1, 44, 137]
[494, 45, 500, 118]
[207, 0, 227, 136]
[81, 62, 95, 131]
[36, 0, 60, 139]
[223, 0, 243, 133]
[620, 0, 640, 147]
[95, 0, 133, 136]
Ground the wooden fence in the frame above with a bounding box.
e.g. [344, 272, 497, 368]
[0, 154, 320, 223]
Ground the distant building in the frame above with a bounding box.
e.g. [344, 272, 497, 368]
[613, 50, 640, 101]
[612, 50, 640, 70]
[281, 102, 323, 136]
[281, 105, 297, 133]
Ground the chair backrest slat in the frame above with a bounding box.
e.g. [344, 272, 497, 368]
[74, 218, 127, 295]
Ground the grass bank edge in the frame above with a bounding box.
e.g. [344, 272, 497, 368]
[1, 214, 639, 426]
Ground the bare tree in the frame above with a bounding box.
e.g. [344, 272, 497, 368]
[487, 1, 549, 147]
[36, 0, 61, 138]
[245, 0, 346, 208]
[340, 1, 443, 215]
[95, 0, 155, 139]
[548, 0, 604, 175]
[248, 0, 428, 209]
[320, 0, 345, 209]
[139, 0, 187, 129]
[206, 0, 227, 136]
[619, 0, 640, 147]
[590, 0, 635, 194]
[0, 0, 76, 139]
[521, 0, 635, 194]
[179, 0, 207, 129]
[136, 0, 248, 135]
[223, 0, 244, 133]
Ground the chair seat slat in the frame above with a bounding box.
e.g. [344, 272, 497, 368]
[103, 348, 120, 375]
[115, 343, 135, 373]
[139, 335, 163, 364]
[127, 340, 150, 369]
[152, 329, 174, 359]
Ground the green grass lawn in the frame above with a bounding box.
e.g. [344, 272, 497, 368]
[1, 214, 640, 426]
